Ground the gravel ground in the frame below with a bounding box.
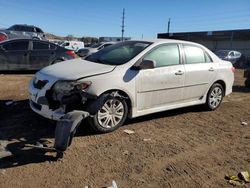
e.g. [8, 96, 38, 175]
[0, 70, 250, 188]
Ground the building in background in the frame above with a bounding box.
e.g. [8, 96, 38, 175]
[99, 36, 131, 42]
[158, 29, 250, 57]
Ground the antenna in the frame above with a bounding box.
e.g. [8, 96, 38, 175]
[121, 8, 125, 41]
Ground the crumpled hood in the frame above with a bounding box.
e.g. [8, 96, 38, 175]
[40, 58, 115, 80]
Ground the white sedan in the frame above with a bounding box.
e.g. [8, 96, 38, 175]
[28, 39, 234, 133]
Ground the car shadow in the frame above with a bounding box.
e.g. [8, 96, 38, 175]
[0, 99, 58, 168]
[0, 99, 205, 169]
[0, 70, 38, 75]
[233, 85, 250, 93]
[124, 105, 204, 126]
[0, 99, 100, 169]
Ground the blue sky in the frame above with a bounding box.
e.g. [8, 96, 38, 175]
[0, 0, 250, 39]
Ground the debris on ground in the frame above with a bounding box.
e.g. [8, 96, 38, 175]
[122, 150, 129, 155]
[143, 138, 151, 142]
[1, 169, 6, 175]
[241, 121, 248, 126]
[84, 180, 118, 188]
[225, 171, 250, 186]
[123, 129, 135, 135]
[5, 100, 16, 106]
[106, 180, 118, 188]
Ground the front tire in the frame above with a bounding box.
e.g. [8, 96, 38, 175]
[88, 95, 128, 133]
[205, 83, 224, 110]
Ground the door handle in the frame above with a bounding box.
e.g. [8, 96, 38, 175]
[208, 67, 214, 71]
[175, 70, 184, 75]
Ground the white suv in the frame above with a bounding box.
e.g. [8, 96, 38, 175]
[28, 39, 234, 133]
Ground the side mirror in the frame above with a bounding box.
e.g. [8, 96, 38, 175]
[139, 59, 156, 70]
[131, 59, 156, 70]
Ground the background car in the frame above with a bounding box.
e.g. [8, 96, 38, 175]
[215, 50, 246, 68]
[0, 39, 76, 71]
[0, 24, 46, 42]
[76, 42, 116, 58]
[59, 40, 85, 52]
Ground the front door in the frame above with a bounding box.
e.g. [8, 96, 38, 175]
[136, 44, 185, 110]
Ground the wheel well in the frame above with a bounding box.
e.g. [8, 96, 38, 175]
[101, 89, 132, 117]
[214, 80, 226, 96]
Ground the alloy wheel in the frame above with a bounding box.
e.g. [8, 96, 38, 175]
[97, 99, 125, 128]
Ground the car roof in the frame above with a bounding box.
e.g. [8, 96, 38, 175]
[133, 39, 204, 46]
[11, 24, 40, 28]
[0, 38, 51, 44]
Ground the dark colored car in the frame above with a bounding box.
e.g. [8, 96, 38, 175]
[0, 39, 76, 71]
[0, 24, 46, 42]
[215, 50, 246, 68]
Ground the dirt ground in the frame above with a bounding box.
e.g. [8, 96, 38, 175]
[0, 70, 250, 188]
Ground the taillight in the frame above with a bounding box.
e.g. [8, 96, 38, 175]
[0, 33, 7, 41]
[66, 50, 75, 58]
[231, 66, 236, 73]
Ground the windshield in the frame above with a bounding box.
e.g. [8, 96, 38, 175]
[86, 41, 152, 65]
[215, 50, 229, 57]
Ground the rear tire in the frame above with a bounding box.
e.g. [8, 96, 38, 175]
[205, 83, 224, 111]
[88, 94, 128, 133]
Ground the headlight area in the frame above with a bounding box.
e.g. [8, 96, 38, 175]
[47, 80, 94, 112]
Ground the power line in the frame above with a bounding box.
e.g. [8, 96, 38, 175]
[167, 18, 171, 33]
[121, 8, 125, 41]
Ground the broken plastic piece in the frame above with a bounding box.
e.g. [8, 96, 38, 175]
[123, 129, 135, 134]
[54, 110, 89, 152]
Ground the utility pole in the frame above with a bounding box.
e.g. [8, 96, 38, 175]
[167, 18, 171, 34]
[121, 8, 125, 41]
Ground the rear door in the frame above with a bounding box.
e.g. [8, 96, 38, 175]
[2, 40, 30, 70]
[29, 41, 56, 70]
[182, 44, 216, 102]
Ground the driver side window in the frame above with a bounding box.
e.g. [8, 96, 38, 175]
[144, 44, 180, 68]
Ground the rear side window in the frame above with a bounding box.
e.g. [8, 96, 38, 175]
[33, 41, 49, 50]
[183, 45, 213, 64]
[17, 26, 26, 31]
[25, 27, 35, 32]
[35, 27, 43, 33]
[3, 41, 29, 51]
[144, 44, 180, 67]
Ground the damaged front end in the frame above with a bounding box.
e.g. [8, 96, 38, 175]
[47, 80, 97, 114]
[29, 76, 96, 121]
[29, 79, 97, 156]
